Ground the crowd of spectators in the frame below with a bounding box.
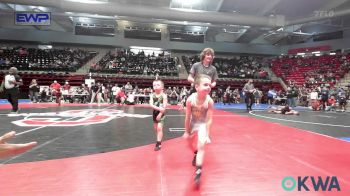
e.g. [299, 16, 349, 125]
[0, 46, 96, 72]
[182, 55, 269, 80]
[2, 45, 348, 112]
[270, 53, 350, 111]
[90, 50, 178, 76]
[271, 54, 350, 86]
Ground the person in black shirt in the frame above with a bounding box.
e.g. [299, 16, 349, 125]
[90, 83, 99, 104]
[286, 86, 297, 108]
[320, 87, 329, 110]
[4, 67, 23, 113]
[243, 79, 255, 111]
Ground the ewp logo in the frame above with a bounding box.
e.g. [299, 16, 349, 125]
[15, 12, 51, 26]
[282, 176, 341, 192]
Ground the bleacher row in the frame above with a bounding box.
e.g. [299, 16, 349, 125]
[90, 50, 179, 76]
[0, 70, 281, 99]
[182, 55, 269, 80]
[271, 54, 350, 86]
[3, 46, 350, 100]
[0, 47, 97, 72]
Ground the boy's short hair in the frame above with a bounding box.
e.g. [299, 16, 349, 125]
[153, 79, 164, 87]
[194, 74, 212, 85]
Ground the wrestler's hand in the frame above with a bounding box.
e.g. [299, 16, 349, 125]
[205, 136, 211, 144]
[183, 132, 190, 139]
[0, 131, 37, 159]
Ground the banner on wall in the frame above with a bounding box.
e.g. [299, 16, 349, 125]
[15, 12, 51, 26]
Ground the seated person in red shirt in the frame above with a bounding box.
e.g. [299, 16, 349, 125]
[116, 87, 126, 105]
[50, 80, 62, 105]
[50, 80, 61, 95]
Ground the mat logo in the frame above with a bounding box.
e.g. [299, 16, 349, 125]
[15, 12, 51, 25]
[282, 176, 341, 192]
[9, 109, 150, 127]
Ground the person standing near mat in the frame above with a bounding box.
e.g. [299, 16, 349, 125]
[243, 79, 255, 111]
[188, 48, 218, 92]
[183, 74, 214, 186]
[3, 67, 23, 113]
[149, 79, 167, 151]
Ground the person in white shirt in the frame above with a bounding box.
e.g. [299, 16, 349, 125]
[125, 90, 136, 105]
[309, 89, 319, 110]
[111, 84, 120, 103]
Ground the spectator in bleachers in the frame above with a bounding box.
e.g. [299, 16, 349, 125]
[271, 54, 349, 88]
[0, 47, 96, 72]
[92, 50, 177, 77]
[183, 54, 267, 81]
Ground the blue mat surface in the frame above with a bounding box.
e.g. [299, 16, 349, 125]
[0, 99, 31, 104]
